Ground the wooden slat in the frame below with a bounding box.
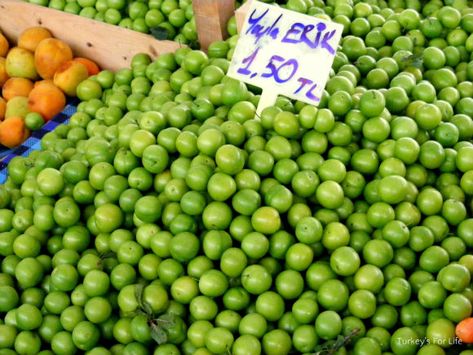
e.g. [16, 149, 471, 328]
[235, 0, 254, 33]
[193, 0, 235, 51]
[0, 0, 183, 71]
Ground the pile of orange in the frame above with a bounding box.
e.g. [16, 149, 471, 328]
[0, 27, 100, 148]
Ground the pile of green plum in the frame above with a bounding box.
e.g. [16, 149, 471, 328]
[25, 0, 198, 43]
[1, 0, 473, 354]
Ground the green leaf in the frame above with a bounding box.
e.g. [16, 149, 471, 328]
[158, 313, 176, 329]
[151, 26, 170, 40]
[150, 323, 168, 345]
[134, 284, 154, 317]
[135, 284, 144, 309]
[141, 300, 153, 317]
[188, 40, 200, 50]
[311, 333, 362, 355]
[312, 343, 332, 355]
[99, 251, 115, 260]
[401, 53, 423, 69]
[334, 335, 346, 349]
[412, 58, 423, 68]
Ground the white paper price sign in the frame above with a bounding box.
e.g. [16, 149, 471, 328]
[228, 1, 343, 114]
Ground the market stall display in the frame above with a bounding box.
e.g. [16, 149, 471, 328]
[0, 26, 101, 148]
[0, 0, 472, 354]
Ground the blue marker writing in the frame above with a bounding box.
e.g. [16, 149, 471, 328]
[281, 22, 337, 54]
[246, 8, 283, 44]
[295, 78, 320, 102]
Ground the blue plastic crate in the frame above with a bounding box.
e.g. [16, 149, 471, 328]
[0, 103, 77, 184]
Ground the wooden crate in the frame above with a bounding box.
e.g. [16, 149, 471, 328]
[236, 0, 253, 33]
[192, 0, 235, 50]
[0, 0, 244, 66]
[0, 0, 183, 71]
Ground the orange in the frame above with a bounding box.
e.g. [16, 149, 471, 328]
[0, 116, 29, 147]
[2, 77, 34, 101]
[73, 57, 100, 76]
[0, 32, 9, 57]
[456, 317, 473, 343]
[28, 83, 65, 121]
[0, 97, 6, 120]
[18, 27, 53, 52]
